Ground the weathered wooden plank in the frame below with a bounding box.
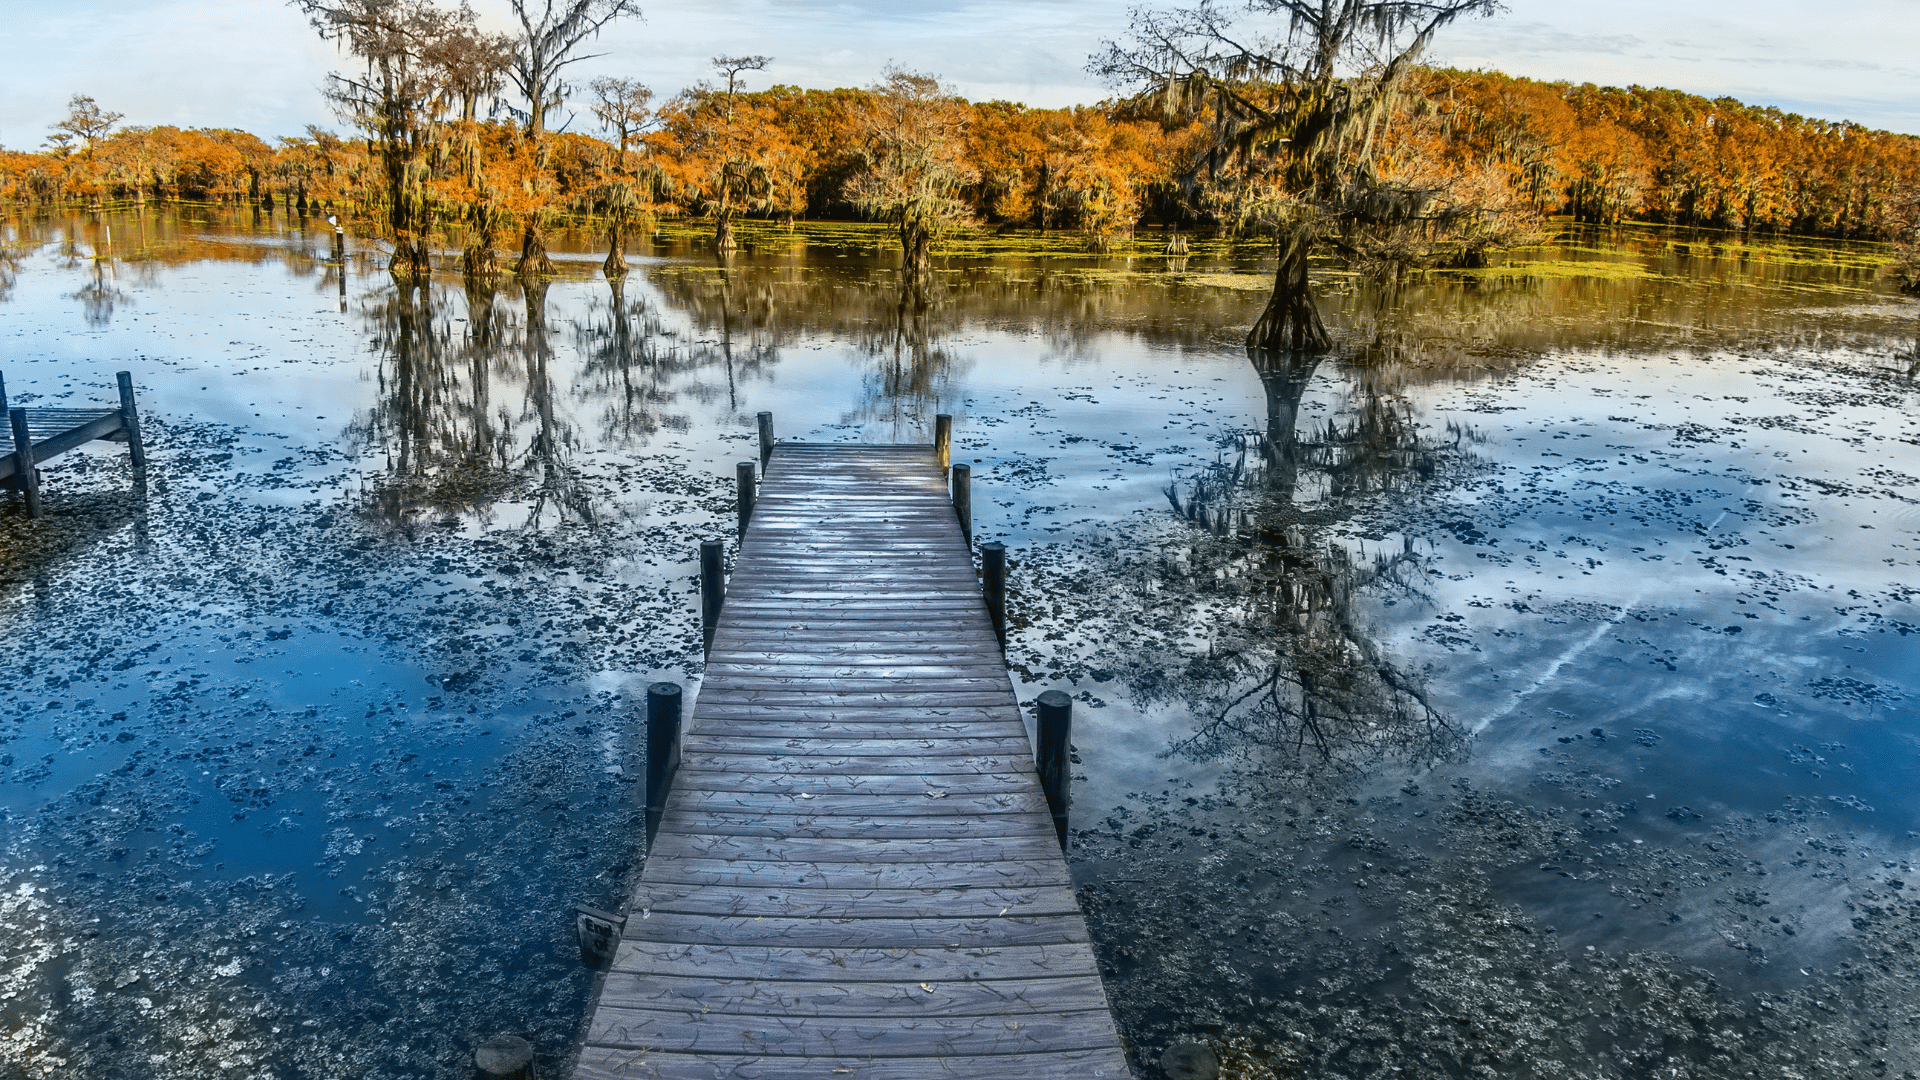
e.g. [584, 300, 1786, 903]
[585, 1004, 1116, 1055]
[664, 790, 1048, 816]
[674, 753, 1029, 775]
[574, 1046, 1132, 1080]
[645, 832, 1066, 865]
[704, 648, 1005, 664]
[632, 857, 1070, 890]
[20, 413, 126, 462]
[678, 734, 1030, 756]
[668, 771, 1035, 797]
[688, 719, 1027, 740]
[594, 971, 1107, 1017]
[687, 703, 1015, 719]
[655, 811, 1057, 841]
[606, 940, 1101, 982]
[626, 882, 1080, 920]
[694, 677, 1014, 694]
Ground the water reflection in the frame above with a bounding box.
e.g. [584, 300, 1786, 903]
[72, 259, 129, 327]
[350, 279, 608, 529]
[2, 207, 1916, 1080]
[1143, 349, 1478, 781]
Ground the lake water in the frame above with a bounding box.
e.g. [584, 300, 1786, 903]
[0, 207, 1915, 1078]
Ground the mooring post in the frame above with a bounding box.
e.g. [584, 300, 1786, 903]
[573, 903, 624, 969]
[950, 462, 971, 545]
[1035, 690, 1073, 848]
[644, 681, 682, 850]
[115, 371, 146, 472]
[471, 1034, 535, 1080]
[756, 411, 773, 466]
[331, 223, 346, 264]
[9, 409, 41, 519]
[980, 540, 1007, 647]
[934, 413, 952, 470]
[699, 539, 725, 656]
[735, 460, 756, 538]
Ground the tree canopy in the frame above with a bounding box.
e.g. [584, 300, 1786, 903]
[1094, 0, 1505, 352]
[9, 46, 1917, 294]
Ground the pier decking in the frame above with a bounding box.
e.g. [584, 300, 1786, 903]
[573, 441, 1130, 1079]
[1, 371, 146, 517]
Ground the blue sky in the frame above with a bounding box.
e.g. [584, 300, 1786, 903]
[2, 0, 1917, 147]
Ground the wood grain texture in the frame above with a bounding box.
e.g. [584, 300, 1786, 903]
[0, 406, 128, 483]
[573, 442, 1125, 1079]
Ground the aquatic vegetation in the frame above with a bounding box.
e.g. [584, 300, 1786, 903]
[0, 207, 1915, 1078]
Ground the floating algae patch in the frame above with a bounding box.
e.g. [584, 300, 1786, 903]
[0, 410, 723, 1078]
[1074, 774, 1919, 1080]
[996, 337, 1918, 1077]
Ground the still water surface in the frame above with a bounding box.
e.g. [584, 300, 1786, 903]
[0, 208, 1915, 1078]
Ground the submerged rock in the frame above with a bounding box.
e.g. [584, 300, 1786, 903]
[1161, 1040, 1221, 1080]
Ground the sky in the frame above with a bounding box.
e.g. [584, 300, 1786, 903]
[2, 0, 1918, 148]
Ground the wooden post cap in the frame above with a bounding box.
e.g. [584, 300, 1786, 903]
[473, 1034, 534, 1079]
[1160, 1041, 1220, 1080]
[1036, 689, 1071, 712]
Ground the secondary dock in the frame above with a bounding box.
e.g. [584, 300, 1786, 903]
[1, 371, 146, 517]
[572, 439, 1130, 1079]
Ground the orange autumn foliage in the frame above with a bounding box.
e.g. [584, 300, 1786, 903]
[4, 67, 1913, 257]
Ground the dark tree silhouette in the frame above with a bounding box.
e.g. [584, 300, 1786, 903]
[1094, 0, 1502, 353]
[506, 0, 643, 138]
[293, 0, 483, 280]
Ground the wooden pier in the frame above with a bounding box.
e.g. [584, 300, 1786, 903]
[572, 438, 1130, 1079]
[1, 371, 146, 517]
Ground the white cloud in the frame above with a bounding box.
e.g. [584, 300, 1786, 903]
[1, 0, 1915, 145]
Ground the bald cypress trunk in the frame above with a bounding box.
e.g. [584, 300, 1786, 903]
[1247, 234, 1331, 354]
[517, 219, 553, 280]
[604, 218, 628, 280]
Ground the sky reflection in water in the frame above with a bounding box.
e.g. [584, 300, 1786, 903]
[0, 208, 1915, 1077]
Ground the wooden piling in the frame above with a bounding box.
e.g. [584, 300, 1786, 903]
[1035, 689, 1073, 848]
[644, 682, 682, 849]
[934, 413, 952, 469]
[734, 461, 756, 538]
[950, 462, 971, 545]
[115, 371, 145, 471]
[980, 540, 1007, 647]
[10, 409, 41, 518]
[331, 226, 345, 264]
[699, 539, 725, 656]
[472, 1034, 535, 1080]
[756, 411, 773, 466]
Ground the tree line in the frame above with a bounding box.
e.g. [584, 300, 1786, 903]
[3, 0, 1915, 306]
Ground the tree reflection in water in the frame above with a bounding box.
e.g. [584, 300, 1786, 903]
[846, 293, 962, 436]
[350, 277, 599, 529]
[1141, 345, 1480, 782]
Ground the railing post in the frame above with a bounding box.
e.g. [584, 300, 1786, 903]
[645, 681, 682, 850]
[934, 413, 952, 470]
[950, 463, 970, 546]
[1035, 690, 1072, 849]
[980, 540, 1006, 648]
[735, 460, 756, 538]
[699, 539, 725, 656]
[471, 1034, 535, 1080]
[116, 371, 146, 472]
[757, 411, 773, 466]
[10, 409, 41, 519]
